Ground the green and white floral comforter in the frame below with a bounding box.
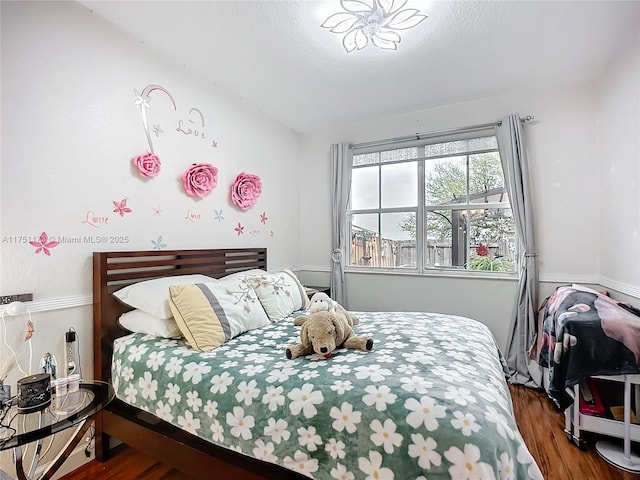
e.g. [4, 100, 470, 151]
[112, 311, 543, 480]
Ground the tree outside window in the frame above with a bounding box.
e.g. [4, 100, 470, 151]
[349, 136, 517, 273]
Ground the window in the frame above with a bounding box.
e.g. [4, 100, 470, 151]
[348, 131, 517, 274]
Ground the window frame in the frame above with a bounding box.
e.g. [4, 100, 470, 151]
[346, 128, 519, 277]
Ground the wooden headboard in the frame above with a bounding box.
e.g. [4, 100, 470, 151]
[92, 248, 267, 385]
[91, 248, 302, 480]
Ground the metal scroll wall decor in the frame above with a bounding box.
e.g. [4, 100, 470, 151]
[134, 84, 177, 154]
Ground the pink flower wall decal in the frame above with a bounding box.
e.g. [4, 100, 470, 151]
[183, 163, 218, 198]
[235, 222, 244, 236]
[113, 198, 132, 217]
[132, 151, 161, 178]
[260, 212, 268, 224]
[231, 173, 262, 211]
[30, 232, 59, 256]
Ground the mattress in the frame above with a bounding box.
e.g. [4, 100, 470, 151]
[112, 310, 543, 479]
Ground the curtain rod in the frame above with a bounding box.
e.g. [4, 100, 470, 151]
[349, 115, 534, 150]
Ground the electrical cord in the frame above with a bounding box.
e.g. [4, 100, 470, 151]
[1, 312, 27, 376]
[0, 396, 16, 424]
[85, 424, 95, 457]
[69, 327, 82, 378]
[0, 426, 16, 449]
[20, 410, 56, 462]
[0, 408, 18, 448]
[70, 327, 83, 378]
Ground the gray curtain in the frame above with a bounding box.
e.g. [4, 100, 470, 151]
[329, 143, 352, 306]
[496, 115, 542, 388]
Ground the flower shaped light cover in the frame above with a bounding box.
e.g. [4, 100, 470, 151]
[321, 0, 427, 53]
[231, 173, 262, 211]
[183, 163, 219, 198]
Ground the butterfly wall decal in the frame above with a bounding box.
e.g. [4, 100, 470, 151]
[152, 235, 167, 250]
[113, 198, 132, 217]
[29, 232, 59, 256]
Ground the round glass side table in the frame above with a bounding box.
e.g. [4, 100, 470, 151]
[0, 380, 114, 480]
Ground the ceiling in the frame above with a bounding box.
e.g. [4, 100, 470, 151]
[79, 0, 640, 134]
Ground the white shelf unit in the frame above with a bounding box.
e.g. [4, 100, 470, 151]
[565, 374, 640, 447]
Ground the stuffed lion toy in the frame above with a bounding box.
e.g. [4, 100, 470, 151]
[286, 310, 373, 360]
[302, 292, 359, 326]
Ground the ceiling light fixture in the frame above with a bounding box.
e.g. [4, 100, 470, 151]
[321, 0, 427, 53]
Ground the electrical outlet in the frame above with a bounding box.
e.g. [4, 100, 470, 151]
[0, 293, 33, 305]
[65, 343, 75, 374]
[65, 329, 77, 375]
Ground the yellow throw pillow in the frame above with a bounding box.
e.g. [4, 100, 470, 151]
[168, 279, 270, 352]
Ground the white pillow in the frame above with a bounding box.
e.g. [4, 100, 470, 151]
[215, 275, 271, 331]
[251, 268, 310, 322]
[113, 274, 215, 319]
[118, 309, 182, 338]
[168, 277, 270, 352]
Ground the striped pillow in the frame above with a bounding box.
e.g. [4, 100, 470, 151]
[168, 277, 270, 352]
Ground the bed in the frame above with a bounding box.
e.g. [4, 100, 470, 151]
[93, 248, 543, 480]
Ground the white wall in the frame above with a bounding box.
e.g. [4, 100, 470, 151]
[1, 1, 301, 295]
[597, 27, 640, 294]
[0, 2, 300, 475]
[299, 82, 611, 350]
[1, 0, 302, 367]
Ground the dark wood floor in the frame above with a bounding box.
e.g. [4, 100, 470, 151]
[510, 384, 639, 479]
[62, 385, 640, 479]
[60, 445, 194, 480]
